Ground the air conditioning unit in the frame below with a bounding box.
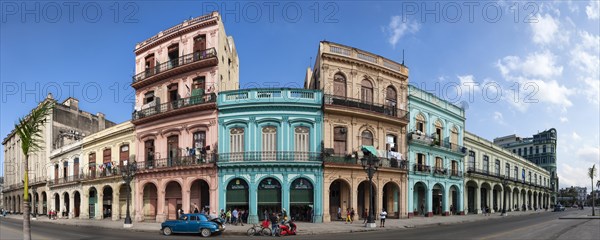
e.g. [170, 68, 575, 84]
[461, 147, 467, 153]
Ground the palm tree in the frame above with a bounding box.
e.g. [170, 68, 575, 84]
[15, 101, 53, 240]
[589, 164, 597, 216]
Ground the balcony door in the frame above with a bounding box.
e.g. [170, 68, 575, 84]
[193, 35, 206, 60]
[333, 73, 346, 97]
[333, 127, 347, 156]
[144, 54, 155, 76]
[361, 79, 373, 104]
[89, 153, 96, 178]
[168, 44, 179, 68]
[167, 135, 179, 166]
[120, 145, 129, 167]
[262, 126, 277, 161]
[73, 158, 79, 178]
[54, 164, 59, 183]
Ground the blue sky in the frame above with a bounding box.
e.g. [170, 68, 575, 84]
[1, 1, 599, 190]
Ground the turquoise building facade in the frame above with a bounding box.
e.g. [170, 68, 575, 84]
[217, 89, 324, 223]
[407, 85, 466, 217]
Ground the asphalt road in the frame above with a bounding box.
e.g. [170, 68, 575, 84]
[1, 209, 598, 240]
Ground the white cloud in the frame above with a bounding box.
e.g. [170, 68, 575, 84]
[496, 51, 573, 112]
[572, 132, 581, 141]
[493, 111, 506, 125]
[497, 51, 563, 79]
[586, 0, 600, 19]
[570, 31, 600, 105]
[384, 15, 420, 48]
[559, 117, 569, 123]
[530, 13, 569, 45]
[576, 146, 600, 164]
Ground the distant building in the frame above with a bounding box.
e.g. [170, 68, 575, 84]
[2, 94, 115, 215]
[493, 129, 558, 205]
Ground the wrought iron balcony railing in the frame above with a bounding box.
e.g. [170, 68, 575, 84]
[323, 154, 408, 170]
[132, 48, 217, 83]
[413, 164, 431, 174]
[136, 154, 216, 171]
[132, 93, 216, 120]
[408, 132, 466, 155]
[324, 94, 408, 121]
[48, 175, 83, 186]
[219, 151, 321, 162]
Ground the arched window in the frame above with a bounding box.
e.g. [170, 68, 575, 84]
[333, 73, 346, 97]
[495, 159, 500, 176]
[361, 130, 373, 146]
[483, 155, 489, 174]
[361, 79, 373, 104]
[450, 126, 459, 150]
[120, 145, 129, 167]
[416, 114, 426, 133]
[294, 127, 310, 153]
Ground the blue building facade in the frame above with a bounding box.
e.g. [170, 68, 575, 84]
[407, 85, 466, 217]
[217, 89, 323, 223]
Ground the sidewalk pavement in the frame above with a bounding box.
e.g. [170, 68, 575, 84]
[558, 207, 600, 219]
[2, 210, 556, 236]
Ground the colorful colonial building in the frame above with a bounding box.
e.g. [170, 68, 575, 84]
[130, 12, 239, 222]
[305, 41, 410, 221]
[80, 121, 136, 220]
[407, 85, 466, 217]
[217, 88, 324, 223]
[463, 131, 552, 214]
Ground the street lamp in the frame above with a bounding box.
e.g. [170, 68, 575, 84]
[121, 161, 137, 228]
[360, 146, 380, 228]
[501, 177, 509, 216]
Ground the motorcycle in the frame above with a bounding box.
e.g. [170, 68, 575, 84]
[277, 219, 297, 236]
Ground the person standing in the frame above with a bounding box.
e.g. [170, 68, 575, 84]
[232, 208, 239, 225]
[379, 209, 387, 227]
[193, 203, 199, 213]
[337, 207, 342, 220]
[362, 208, 368, 224]
[350, 208, 355, 223]
[226, 209, 232, 224]
[345, 208, 351, 224]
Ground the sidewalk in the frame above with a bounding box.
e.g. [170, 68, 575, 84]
[2, 210, 554, 235]
[558, 207, 600, 219]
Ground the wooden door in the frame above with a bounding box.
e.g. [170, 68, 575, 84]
[73, 159, 79, 178]
[54, 165, 59, 184]
[120, 145, 129, 167]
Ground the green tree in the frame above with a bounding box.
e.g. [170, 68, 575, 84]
[15, 101, 53, 240]
[589, 164, 597, 216]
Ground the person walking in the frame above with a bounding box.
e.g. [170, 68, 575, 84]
[337, 207, 342, 220]
[345, 208, 351, 224]
[379, 209, 387, 227]
[362, 208, 368, 224]
[270, 212, 280, 236]
[350, 208, 355, 223]
[232, 208, 238, 225]
[226, 209, 232, 224]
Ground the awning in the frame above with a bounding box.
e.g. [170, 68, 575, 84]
[361, 145, 378, 157]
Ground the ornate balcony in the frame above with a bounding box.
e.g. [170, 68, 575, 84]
[408, 132, 467, 155]
[323, 154, 408, 170]
[218, 151, 322, 163]
[131, 48, 218, 89]
[136, 154, 216, 172]
[132, 93, 216, 125]
[413, 164, 431, 175]
[324, 94, 408, 122]
[48, 175, 83, 187]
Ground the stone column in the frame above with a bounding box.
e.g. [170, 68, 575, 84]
[426, 186, 432, 217]
[182, 188, 190, 214]
[156, 188, 166, 222]
[96, 191, 103, 220]
[407, 179, 414, 218]
[134, 182, 143, 222]
[248, 184, 258, 224]
[314, 173, 323, 223]
[69, 192, 75, 219]
[475, 185, 481, 214]
[81, 191, 89, 219]
[112, 188, 119, 221]
[322, 178, 331, 222]
[442, 185, 449, 216]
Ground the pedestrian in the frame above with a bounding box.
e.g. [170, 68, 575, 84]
[362, 208, 368, 224]
[270, 212, 279, 236]
[350, 208, 355, 223]
[193, 203, 199, 213]
[232, 208, 238, 225]
[226, 209, 232, 224]
[338, 207, 342, 220]
[450, 205, 454, 216]
[345, 208, 351, 224]
[420, 203, 425, 216]
[239, 209, 245, 226]
[379, 209, 387, 227]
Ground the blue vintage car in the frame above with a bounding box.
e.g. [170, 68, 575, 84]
[160, 213, 225, 237]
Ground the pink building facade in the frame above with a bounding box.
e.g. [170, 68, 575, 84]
[131, 12, 239, 222]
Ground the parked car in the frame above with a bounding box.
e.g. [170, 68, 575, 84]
[160, 213, 225, 237]
[554, 204, 565, 212]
